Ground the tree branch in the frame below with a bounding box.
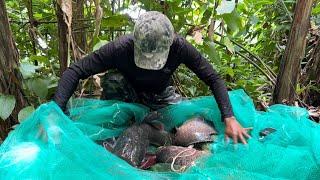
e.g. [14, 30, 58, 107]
[214, 40, 276, 85]
[214, 32, 277, 79]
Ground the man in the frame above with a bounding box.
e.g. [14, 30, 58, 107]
[54, 11, 250, 144]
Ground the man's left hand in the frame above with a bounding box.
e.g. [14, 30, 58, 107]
[224, 116, 251, 144]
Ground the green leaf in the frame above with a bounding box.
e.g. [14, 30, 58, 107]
[187, 86, 197, 97]
[19, 62, 39, 79]
[18, 106, 35, 122]
[223, 37, 235, 54]
[249, 15, 259, 25]
[139, 0, 162, 11]
[30, 55, 49, 65]
[226, 67, 235, 77]
[216, 0, 236, 15]
[201, 8, 213, 24]
[34, 13, 43, 19]
[101, 14, 131, 28]
[27, 78, 48, 99]
[203, 40, 221, 65]
[312, 5, 320, 15]
[93, 40, 108, 51]
[0, 94, 16, 120]
[221, 10, 243, 35]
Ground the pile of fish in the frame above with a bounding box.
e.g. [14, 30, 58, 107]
[96, 112, 218, 172]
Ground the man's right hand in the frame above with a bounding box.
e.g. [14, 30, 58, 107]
[224, 116, 251, 144]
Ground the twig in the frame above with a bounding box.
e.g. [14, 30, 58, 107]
[279, 0, 293, 22]
[172, 73, 188, 97]
[214, 32, 277, 78]
[214, 40, 276, 85]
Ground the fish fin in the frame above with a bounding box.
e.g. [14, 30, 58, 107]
[187, 145, 194, 148]
[142, 111, 162, 123]
[139, 154, 157, 169]
[210, 131, 219, 135]
[149, 121, 165, 131]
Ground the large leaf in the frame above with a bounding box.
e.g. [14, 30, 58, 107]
[93, 40, 108, 51]
[0, 94, 16, 120]
[312, 5, 320, 15]
[18, 106, 35, 122]
[203, 40, 221, 65]
[27, 78, 48, 99]
[30, 55, 49, 65]
[216, 0, 237, 15]
[101, 14, 131, 28]
[200, 7, 213, 24]
[221, 10, 243, 35]
[19, 62, 39, 79]
[223, 37, 235, 54]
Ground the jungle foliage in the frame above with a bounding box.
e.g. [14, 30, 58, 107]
[1, 0, 320, 132]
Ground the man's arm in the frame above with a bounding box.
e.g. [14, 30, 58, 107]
[178, 36, 251, 144]
[53, 40, 120, 111]
[177, 37, 233, 119]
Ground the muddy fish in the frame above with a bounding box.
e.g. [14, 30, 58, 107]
[174, 117, 218, 147]
[112, 124, 149, 167]
[156, 145, 207, 171]
[112, 123, 173, 167]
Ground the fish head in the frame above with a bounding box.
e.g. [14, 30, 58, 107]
[174, 117, 218, 146]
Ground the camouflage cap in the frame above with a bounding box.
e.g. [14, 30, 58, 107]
[133, 11, 174, 70]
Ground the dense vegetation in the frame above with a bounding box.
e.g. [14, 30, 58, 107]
[0, 0, 319, 140]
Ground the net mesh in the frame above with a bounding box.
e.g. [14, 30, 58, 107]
[0, 89, 319, 179]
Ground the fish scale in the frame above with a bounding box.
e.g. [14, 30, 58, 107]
[174, 117, 218, 147]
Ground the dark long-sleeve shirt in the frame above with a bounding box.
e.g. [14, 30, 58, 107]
[53, 34, 234, 118]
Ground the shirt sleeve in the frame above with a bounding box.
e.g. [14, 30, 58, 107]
[53, 39, 121, 111]
[178, 37, 234, 119]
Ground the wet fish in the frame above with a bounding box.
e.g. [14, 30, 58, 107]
[112, 123, 173, 167]
[96, 137, 117, 151]
[141, 111, 173, 146]
[112, 124, 149, 167]
[174, 117, 218, 147]
[139, 153, 157, 169]
[149, 163, 185, 172]
[156, 145, 207, 171]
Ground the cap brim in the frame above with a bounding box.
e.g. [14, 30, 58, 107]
[134, 48, 169, 70]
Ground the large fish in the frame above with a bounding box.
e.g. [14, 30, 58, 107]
[174, 117, 218, 147]
[112, 123, 173, 167]
[155, 145, 207, 171]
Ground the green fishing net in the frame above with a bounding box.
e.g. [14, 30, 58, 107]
[0, 89, 319, 179]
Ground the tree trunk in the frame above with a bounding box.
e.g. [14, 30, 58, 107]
[25, 0, 37, 56]
[304, 38, 320, 106]
[273, 0, 314, 104]
[56, 3, 69, 76]
[308, 40, 320, 84]
[72, 0, 86, 54]
[0, 0, 28, 140]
